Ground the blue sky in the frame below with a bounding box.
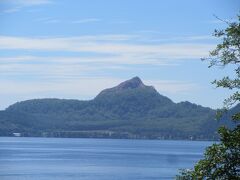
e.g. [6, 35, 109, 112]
[0, 0, 239, 110]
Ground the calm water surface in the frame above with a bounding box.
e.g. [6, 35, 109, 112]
[0, 137, 213, 180]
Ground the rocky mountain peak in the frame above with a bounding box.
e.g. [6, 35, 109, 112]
[116, 76, 144, 90]
[95, 76, 158, 99]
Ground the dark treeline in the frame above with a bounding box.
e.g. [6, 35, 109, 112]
[0, 77, 237, 140]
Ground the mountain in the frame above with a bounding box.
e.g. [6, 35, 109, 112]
[0, 77, 238, 140]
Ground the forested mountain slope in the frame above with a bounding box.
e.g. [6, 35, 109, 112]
[0, 77, 237, 140]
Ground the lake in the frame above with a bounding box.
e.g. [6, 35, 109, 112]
[0, 137, 213, 180]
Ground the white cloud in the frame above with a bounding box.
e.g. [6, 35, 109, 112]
[0, 55, 176, 66]
[0, 77, 123, 110]
[0, 35, 215, 60]
[35, 17, 60, 24]
[1, 0, 52, 13]
[0, 34, 215, 109]
[149, 35, 215, 42]
[110, 20, 131, 24]
[5, 0, 52, 6]
[0, 35, 215, 83]
[146, 80, 198, 94]
[16, 0, 51, 6]
[0, 77, 198, 109]
[71, 18, 101, 24]
[0, 78, 197, 95]
[3, 6, 21, 13]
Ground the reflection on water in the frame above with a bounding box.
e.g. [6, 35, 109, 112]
[0, 137, 213, 180]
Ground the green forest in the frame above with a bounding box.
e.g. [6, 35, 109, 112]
[0, 77, 237, 140]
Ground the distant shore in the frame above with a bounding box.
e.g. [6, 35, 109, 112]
[1, 130, 219, 141]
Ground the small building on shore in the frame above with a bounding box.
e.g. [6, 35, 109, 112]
[13, 133, 21, 137]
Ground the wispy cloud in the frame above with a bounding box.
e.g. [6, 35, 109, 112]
[0, 78, 197, 95]
[3, 6, 21, 13]
[0, 35, 215, 60]
[71, 18, 101, 24]
[11, 0, 52, 6]
[0, 34, 214, 110]
[110, 20, 131, 24]
[149, 35, 215, 42]
[0, 34, 215, 85]
[35, 17, 61, 24]
[0, 77, 198, 109]
[1, 0, 52, 13]
[134, 33, 215, 43]
[0, 34, 216, 85]
[146, 80, 198, 94]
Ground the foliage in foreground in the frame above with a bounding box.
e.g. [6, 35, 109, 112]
[177, 15, 240, 179]
[176, 126, 240, 179]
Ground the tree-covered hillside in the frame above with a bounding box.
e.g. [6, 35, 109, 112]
[0, 77, 237, 140]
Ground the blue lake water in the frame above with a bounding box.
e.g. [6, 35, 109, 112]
[0, 137, 213, 180]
